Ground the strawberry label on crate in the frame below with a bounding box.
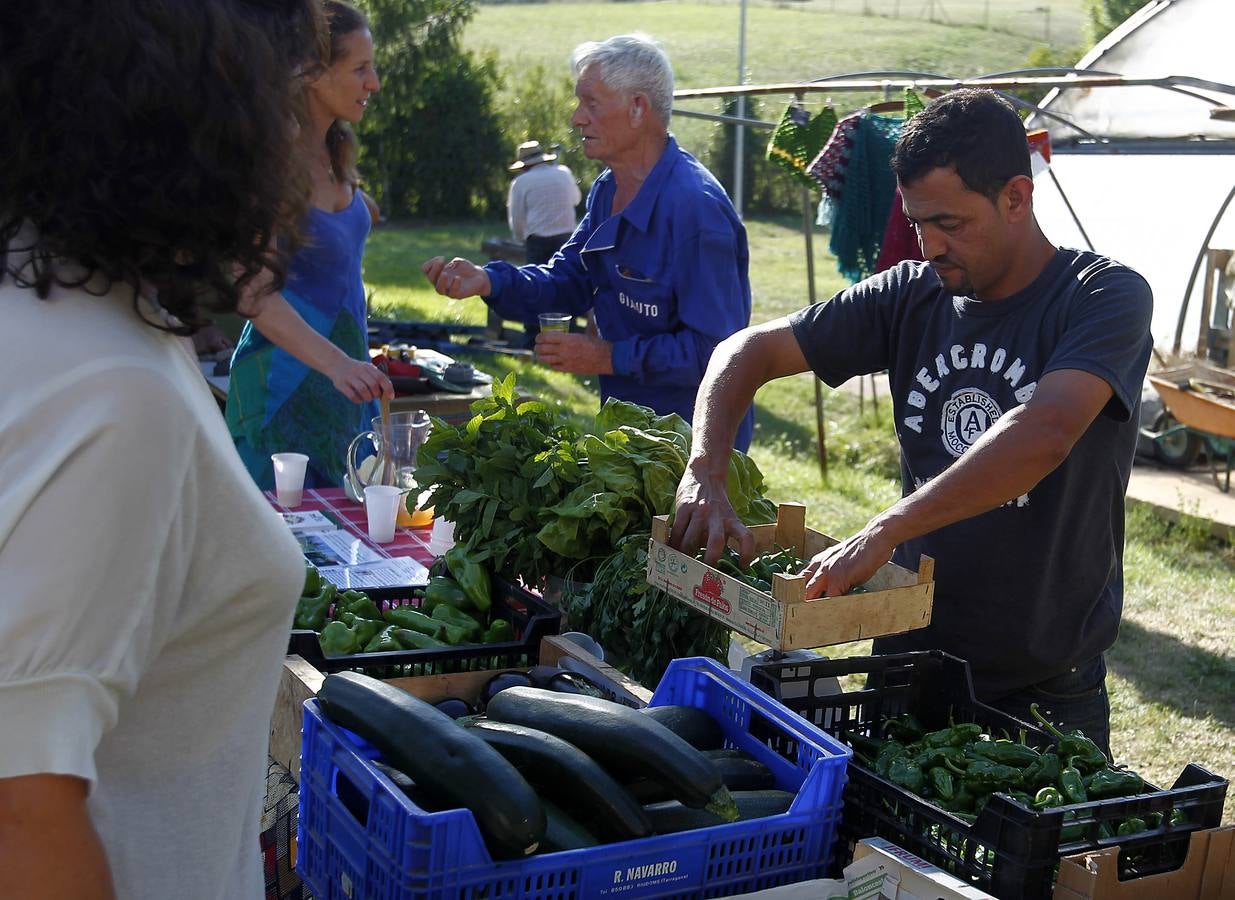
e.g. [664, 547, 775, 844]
[649, 544, 783, 644]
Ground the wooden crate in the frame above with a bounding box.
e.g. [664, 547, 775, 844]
[269, 635, 652, 781]
[647, 503, 933, 652]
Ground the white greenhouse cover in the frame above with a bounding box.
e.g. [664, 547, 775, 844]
[1031, 0, 1235, 145]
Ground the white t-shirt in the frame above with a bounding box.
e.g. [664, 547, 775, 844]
[0, 269, 304, 898]
[507, 163, 582, 243]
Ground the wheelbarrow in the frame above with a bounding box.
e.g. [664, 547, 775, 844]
[1144, 363, 1235, 491]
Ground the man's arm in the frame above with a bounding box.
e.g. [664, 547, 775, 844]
[507, 178, 526, 243]
[244, 291, 392, 403]
[670, 319, 810, 561]
[0, 774, 116, 899]
[800, 368, 1114, 597]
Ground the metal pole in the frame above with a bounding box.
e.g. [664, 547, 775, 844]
[802, 184, 827, 479]
[1174, 180, 1235, 355]
[734, 0, 748, 217]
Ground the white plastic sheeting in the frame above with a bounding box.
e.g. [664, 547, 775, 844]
[1031, 0, 1235, 145]
[1034, 154, 1235, 353]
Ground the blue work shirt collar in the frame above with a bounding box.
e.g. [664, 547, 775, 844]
[582, 134, 680, 257]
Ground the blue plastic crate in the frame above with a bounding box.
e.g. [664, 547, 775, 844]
[297, 657, 851, 900]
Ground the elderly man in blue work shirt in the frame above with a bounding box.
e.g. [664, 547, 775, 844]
[422, 32, 755, 450]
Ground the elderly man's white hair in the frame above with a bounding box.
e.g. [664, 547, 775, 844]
[570, 33, 674, 126]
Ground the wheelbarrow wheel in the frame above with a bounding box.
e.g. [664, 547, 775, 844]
[1153, 411, 1202, 469]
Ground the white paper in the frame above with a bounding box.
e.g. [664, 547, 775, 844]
[298, 529, 385, 568]
[318, 556, 430, 590]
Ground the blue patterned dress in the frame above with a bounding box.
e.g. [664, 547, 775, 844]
[226, 190, 378, 489]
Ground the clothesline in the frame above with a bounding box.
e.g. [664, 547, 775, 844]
[673, 72, 1235, 102]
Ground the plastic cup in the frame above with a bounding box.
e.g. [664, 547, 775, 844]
[428, 517, 456, 556]
[538, 312, 572, 334]
[364, 485, 402, 544]
[271, 453, 309, 508]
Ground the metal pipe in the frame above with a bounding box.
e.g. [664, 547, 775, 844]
[1174, 180, 1235, 355]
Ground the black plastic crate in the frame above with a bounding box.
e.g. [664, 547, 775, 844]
[287, 575, 560, 676]
[749, 650, 1228, 900]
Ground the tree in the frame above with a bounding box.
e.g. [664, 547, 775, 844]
[355, 0, 506, 218]
[1085, 0, 1147, 42]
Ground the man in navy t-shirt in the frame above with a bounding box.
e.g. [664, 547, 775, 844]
[671, 89, 1152, 756]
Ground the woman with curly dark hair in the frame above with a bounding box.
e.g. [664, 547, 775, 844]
[0, 1, 324, 897]
[227, 0, 394, 491]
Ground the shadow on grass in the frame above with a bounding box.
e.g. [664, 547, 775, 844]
[753, 402, 819, 453]
[1108, 618, 1235, 731]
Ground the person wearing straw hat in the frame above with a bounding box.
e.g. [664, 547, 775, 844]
[506, 139, 581, 346]
[423, 33, 755, 450]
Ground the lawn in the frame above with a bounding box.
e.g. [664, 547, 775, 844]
[466, 0, 1089, 168]
[366, 217, 1235, 822]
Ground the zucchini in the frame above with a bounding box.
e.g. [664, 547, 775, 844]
[370, 760, 445, 811]
[640, 704, 725, 750]
[644, 790, 797, 835]
[624, 754, 776, 804]
[486, 687, 735, 820]
[465, 720, 652, 842]
[702, 748, 755, 761]
[540, 798, 600, 852]
[317, 672, 546, 858]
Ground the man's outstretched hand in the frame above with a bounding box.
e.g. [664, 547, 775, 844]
[669, 466, 754, 565]
[422, 256, 491, 299]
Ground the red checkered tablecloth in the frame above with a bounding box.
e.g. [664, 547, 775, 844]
[266, 487, 436, 568]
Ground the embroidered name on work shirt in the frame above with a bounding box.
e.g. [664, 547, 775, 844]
[618, 291, 659, 318]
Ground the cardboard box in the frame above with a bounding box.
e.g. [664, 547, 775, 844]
[647, 503, 933, 651]
[851, 837, 998, 899]
[268, 634, 652, 781]
[726, 836, 998, 899]
[1053, 826, 1235, 900]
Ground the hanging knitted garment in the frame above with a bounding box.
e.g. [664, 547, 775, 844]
[875, 90, 929, 272]
[767, 103, 838, 190]
[810, 111, 903, 283]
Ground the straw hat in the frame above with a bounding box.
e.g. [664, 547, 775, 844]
[509, 140, 557, 172]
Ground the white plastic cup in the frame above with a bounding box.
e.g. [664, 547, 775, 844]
[427, 517, 456, 556]
[271, 453, 309, 508]
[364, 484, 402, 544]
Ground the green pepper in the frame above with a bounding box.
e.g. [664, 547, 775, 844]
[1117, 816, 1147, 836]
[482, 619, 514, 643]
[882, 713, 927, 744]
[1033, 786, 1064, 809]
[445, 546, 491, 612]
[337, 591, 384, 622]
[348, 617, 385, 649]
[923, 723, 983, 748]
[887, 755, 926, 794]
[875, 740, 907, 778]
[293, 581, 336, 631]
[422, 576, 469, 615]
[963, 759, 1024, 792]
[430, 604, 482, 643]
[915, 745, 967, 770]
[841, 730, 885, 767]
[428, 555, 450, 579]
[943, 787, 975, 814]
[1030, 703, 1108, 773]
[364, 625, 403, 654]
[320, 620, 359, 656]
[969, 740, 1041, 768]
[1060, 765, 1088, 805]
[1023, 751, 1061, 789]
[383, 605, 442, 636]
[929, 766, 956, 802]
[1086, 766, 1144, 799]
[392, 628, 447, 650]
[302, 561, 322, 597]
[1060, 811, 1083, 842]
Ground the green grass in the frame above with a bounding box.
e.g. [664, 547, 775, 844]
[363, 216, 1235, 822]
[467, 0, 1088, 166]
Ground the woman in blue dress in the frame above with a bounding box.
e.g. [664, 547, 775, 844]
[227, 1, 392, 489]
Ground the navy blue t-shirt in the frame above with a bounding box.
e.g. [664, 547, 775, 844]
[789, 248, 1153, 697]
